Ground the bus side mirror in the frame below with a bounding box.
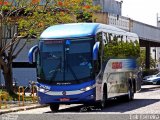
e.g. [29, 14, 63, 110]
[28, 45, 39, 64]
[93, 42, 100, 60]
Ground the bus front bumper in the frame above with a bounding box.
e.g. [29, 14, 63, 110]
[37, 88, 96, 104]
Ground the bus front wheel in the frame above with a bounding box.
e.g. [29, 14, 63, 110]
[50, 104, 59, 112]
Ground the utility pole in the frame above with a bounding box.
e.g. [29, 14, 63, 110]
[157, 13, 160, 27]
[0, 12, 2, 48]
[0, 12, 2, 85]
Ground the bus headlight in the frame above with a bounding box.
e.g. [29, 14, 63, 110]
[39, 88, 45, 92]
[38, 87, 50, 93]
[81, 85, 95, 91]
[38, 85, 51, 93]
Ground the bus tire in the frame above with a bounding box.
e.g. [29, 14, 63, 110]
[96, 86, 107, 109]
[50, 104, 59, 112]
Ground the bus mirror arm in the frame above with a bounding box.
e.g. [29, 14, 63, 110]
[28, 45, 39, 64]
[93, 42, 100, 60]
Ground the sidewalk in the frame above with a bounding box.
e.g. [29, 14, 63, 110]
[0, 92, 47, 115]
[0, 102, 48, 115]
[0, 90, 47, 115]
[141, 84, 160, 89]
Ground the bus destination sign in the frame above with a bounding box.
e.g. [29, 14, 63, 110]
[44, 40, 63, 44]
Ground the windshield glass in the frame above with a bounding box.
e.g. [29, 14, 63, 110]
[40, 42, 63, 81]
[38, 38, 93, 83]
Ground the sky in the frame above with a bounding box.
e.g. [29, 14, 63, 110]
[119, 0, 160, 26]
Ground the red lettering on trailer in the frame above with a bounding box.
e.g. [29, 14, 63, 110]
[112, 62, 122, 69]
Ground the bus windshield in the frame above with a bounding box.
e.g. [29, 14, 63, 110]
[38, 38, 93, 83]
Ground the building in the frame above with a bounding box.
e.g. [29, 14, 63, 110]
[93, 0, 122, 15]
[157, 14, 160, 28]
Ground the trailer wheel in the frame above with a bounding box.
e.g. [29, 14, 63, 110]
[101, 91, 107, 108]
[96, 86, 107, 109]
[50, 104, 59, 112]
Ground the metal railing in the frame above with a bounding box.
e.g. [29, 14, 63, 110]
[18, 86, 24, 106]
[31, 85, 37, 104]
[0, 82, 38, 109]
[0, 93, 7, 109]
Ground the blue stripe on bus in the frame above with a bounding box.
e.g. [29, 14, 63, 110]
[123, 59, 137, 69]
[37, 80, 95, 91]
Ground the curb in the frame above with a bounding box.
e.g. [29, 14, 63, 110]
[0, 104, 48, 115]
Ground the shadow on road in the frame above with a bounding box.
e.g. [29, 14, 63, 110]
[46, 98, 159, 113]
[101, 98, 160, 113]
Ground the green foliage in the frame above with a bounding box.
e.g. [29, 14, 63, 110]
[138, 48, 145, 68]
[1, 0, 101, 37]
[142, 69, 159, 77]
[17, 0, 101, 37]
[0, 0, 100, 92]
[0, 89, 34, 101]
[104, 37, 140, 59]
[138, 48, 157, 69]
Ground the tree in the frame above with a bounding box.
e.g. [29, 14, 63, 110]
[139, 48, 156, 70]
[0, 0, 27, 93]
[0, 0, 100, 93]
[18, 0, 101, 36]
[104, 35, 140, 59]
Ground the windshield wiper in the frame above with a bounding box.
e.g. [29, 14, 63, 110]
[66, 63, 78, 81]
[50, 63, 61, 82]
[50, 57, 62, 82]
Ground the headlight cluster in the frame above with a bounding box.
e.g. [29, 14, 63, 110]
[80, 84, 95, 91]
[38, 87, 50, 93]
[39, 87, 45, 92]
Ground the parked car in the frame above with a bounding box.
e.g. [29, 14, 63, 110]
[143, 72, 160, 80]
[143, 72, 160, 85]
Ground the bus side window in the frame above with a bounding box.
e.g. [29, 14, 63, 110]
[94, 32, 103, 74]
[108, 33, 112, 43]
[102, 32, 108, 45]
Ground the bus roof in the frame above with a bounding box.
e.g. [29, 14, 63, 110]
[40, 23, 138, 39]
[40, 23, 100, 39]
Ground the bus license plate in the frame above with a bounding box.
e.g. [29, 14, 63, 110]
[60, 98, 70, 102]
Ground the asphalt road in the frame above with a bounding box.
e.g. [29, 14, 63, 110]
[2, 85, 160, 120]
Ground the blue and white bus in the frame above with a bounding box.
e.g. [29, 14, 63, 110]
[28, 23, 141, 111]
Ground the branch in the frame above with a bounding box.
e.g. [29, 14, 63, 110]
[0, 57, 8, 73]
[7, 7, 27, 17]
[0, 34, 24, 54]
[5, 0, 15, 16]
[12, 39, 27, 59]
[0, 0, 4, 11]
[11, 36, 30, 56]
[43, 0, 50, 12]
[11, 36, 21, 55]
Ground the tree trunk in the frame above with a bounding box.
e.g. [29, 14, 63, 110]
[3, 64, 13, 93]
